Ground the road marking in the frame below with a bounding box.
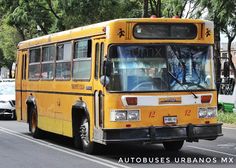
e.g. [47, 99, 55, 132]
[0, 127, 130, 168]
[217, 143, 236, 148]
[187, 145, 236, 157]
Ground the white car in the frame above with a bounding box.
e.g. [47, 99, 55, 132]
[0, 82, 16, 120]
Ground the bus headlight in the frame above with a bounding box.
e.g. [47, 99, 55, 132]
[198, 107, 217, 118]
[198, 108, 207, 118]
[207, 107, 217, 118]
[111, 110, 127, 121]
[127, 110, 140, 121]
[110, 110, 140, 121]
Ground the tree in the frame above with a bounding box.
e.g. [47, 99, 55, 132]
[0, 22, 21, 78]
[0, 48, 4, 66]
[142, 0, 149, 17]
[219, 1, 236, 78]
[195, 0, 223, 91]
[198, 0, 236, 90]
[141, 0, 162, 17]
[57, 0, 141, 29]
[162, 0, 188, 18]
[0, 0, 142, 74]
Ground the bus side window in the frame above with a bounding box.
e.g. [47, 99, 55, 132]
[42, 45, 55, 80]
[73, 39, 92, 80]
[56, 43, 72, 80]
[29, 48, 41, 80]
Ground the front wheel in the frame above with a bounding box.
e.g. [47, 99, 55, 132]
[163, 141, 184, 151]
[80, 116, 101, 154]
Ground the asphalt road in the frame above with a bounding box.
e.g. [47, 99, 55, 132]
[0, 120, 235, 168]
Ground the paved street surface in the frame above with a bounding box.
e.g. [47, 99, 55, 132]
[0, 120, 235, 168]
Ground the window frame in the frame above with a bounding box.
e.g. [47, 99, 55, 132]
[28, 47, 41, 81]
[72, 39, 92, 81]
[41, 44, 56, 80]
[55, 41, 72, 81]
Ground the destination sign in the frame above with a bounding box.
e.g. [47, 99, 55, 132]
[109, 45, 166, 58]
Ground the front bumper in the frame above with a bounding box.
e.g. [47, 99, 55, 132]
[0, 109, 15, 118]
[102, 123, 223, 143]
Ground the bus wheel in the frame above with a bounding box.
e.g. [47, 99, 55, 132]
[29, 107, 43, 138]
[163, 141, 184, 151]
[80, 116, 98, 154]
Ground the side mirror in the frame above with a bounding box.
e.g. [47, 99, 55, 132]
[100, 75, 110, 86]
[100, 59, 112, 86]
[103, 59, 112, 76]
[223, 61, 230, 78]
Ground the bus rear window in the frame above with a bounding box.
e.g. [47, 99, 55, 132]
[133, 23, 197, 39]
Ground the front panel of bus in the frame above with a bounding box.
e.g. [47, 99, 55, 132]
[96, 19, 222, 143]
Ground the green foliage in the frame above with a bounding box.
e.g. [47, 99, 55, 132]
[0, 22, 20, 69]
[57, 0, 142, 29]
[162, 0, 187, 18]
[218, 110, 236, 124]
[0, 0, 142, 36]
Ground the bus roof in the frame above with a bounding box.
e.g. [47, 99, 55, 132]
[17, 18, 211, 50]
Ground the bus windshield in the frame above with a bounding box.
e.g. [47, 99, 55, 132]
[107, 44, 214, 92]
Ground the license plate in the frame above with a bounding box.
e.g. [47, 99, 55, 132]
[164, 116, 177, 124]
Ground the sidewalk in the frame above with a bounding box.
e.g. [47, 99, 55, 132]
[222, 123, 236, 128]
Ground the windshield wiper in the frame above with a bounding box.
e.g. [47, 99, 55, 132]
[167, 71, 198, 99]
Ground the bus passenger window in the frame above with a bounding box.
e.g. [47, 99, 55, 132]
[73, 39, 92, 80]
[56, 43, 72, 79]
[29, 48, 41, 79]
[42, 45, 55, 79]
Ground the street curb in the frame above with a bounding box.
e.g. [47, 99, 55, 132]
[222, 123, 236, 128]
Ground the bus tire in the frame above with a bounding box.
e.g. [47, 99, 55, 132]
[163, 140, 184, 151]
[73, 131, 82, 149]
[29, 106, 43, 139]
[80, 115, 100, 154]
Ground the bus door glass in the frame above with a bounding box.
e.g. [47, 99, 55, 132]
[93, 39, 105, 128]
[20, 50, 28, 120]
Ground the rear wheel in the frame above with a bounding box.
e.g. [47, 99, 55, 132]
[29, 106, 43, 138]
[163, 141, 184, 151]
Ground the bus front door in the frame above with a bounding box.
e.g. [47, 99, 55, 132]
[16, 50, 28, 121]
[93, 39, 106, 138]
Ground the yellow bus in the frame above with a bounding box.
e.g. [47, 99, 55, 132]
[16, 17, 222, 154]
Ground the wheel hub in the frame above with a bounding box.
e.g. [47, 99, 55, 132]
[80, 120, 89, 145]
